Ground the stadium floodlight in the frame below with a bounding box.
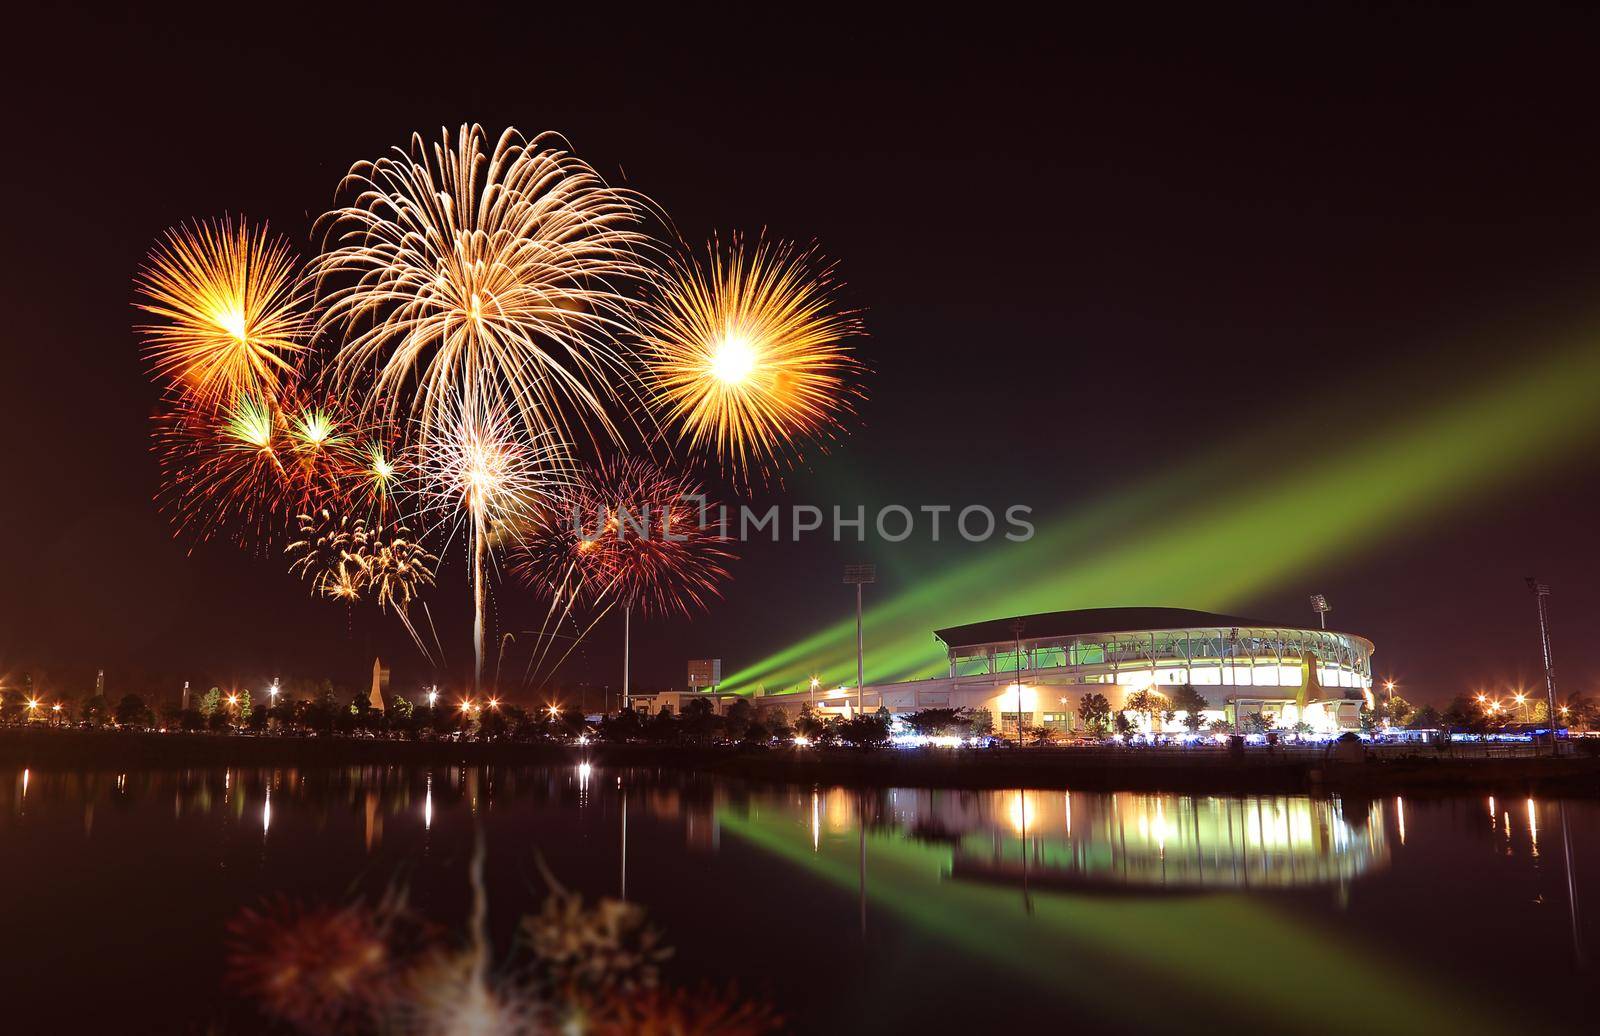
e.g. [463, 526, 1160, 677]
[1309, 594, 1331, 629]
[1526, 578, 1560, 754]
[843, 565, 876, 715]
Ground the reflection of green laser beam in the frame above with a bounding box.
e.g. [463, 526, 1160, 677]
[725, 336, 1600, 694]
[719, 808, 1508, 1036]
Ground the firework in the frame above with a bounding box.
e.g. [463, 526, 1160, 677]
[286, 509, 370, 601]
[640, 236, 865, 481]
[154, 393, 292, 546]
[227, 895, 421, 1035]
[365, 525, 438, 613]
[415, 391, 572, 692]
[510, 478, 617, 605]
[591, 457, 732, 618]
[312, 123, 653, 447]
[135, 218, 310, 407]
[155, 389, 374, 546]
[583, 458, 733, 706]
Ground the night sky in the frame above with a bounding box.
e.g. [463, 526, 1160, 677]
[6, 7, 1600, 706]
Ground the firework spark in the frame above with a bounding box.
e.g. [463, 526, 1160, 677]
[415, 392, 571, 692]
[312, 123, 653, 447]
[286, 509, 370, 601]
[640, 236, 865, 481]
[154, 393, 292, 546]
[135, 218, 310, 406]
[579, 458, 732, 706]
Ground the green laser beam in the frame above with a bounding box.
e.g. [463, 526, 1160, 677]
[719, 806, 1509, 1036]
[724, 334, 1600, 694]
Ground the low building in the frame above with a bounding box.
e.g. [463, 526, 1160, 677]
[751, 606, 1374, 735]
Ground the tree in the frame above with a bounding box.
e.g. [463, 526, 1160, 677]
[756, 705, 792, 742]
[645, 706, 679, 743]
[902, 708, 963, 737]
[794, 703, 826, 739]
[1112, 711, 1136, 738]
[1168, 684, 1209, 734]
[838, 712, 891, 750]
[1124, 689, 1171, 733]
[599, 708, 644, 742]
[1207, 718, 1234, 737]
[1383, 692, 1416, 727]
[477, 707, 509, 741]
[198, 688, 223, 718]
[1408, 704, 1442, 729]
[234, 689, 254, 723]
[114, 694, 152, 728]
[389, 695, 415, 720]
[1077, 693, 1111, 736]
[957, 706, 994, 738]
[1025, 724, 1059, 745]
[1440, 695, 1477, 731]
[80, 695, 111, 728]
[678, 697, 720, 744]
[723, 698, 753, 742]
[1560, 693, 1597, 730]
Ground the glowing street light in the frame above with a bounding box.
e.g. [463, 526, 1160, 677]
[547, 704, 561, 719]
[487, 697, 500, 710]
[426, 687, 439, 708]
[268, 679, 280, 706]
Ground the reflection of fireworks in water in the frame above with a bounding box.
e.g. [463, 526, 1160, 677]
[135, 217, 310, 407]
[227, 894, 427, 1036]
[227, 840, 779, 1035]
[313, 123, 653, 448]
[641, 235, 866, 483]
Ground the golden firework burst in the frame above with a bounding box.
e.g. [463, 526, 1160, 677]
[640, 236, 865, 481]
[312, 124, 653, 448]
[135, 218, 310, 406]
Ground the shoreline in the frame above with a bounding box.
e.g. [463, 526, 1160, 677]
[4, 729, 1599, 796]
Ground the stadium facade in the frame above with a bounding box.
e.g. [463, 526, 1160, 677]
[738, 607, 1375, 735]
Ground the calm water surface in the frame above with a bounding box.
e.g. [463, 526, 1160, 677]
[0, 763, 1593, 1034]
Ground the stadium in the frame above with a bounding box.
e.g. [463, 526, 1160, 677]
[741, 607, 1375, 736]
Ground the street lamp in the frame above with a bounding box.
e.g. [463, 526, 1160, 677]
[427, 687, 439, 709]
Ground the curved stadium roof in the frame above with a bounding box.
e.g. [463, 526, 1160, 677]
[933, 607, 1368, 651]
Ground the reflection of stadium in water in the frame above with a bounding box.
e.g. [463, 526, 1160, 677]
[793, 788, 1387, 892]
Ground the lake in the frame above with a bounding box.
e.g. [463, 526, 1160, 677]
[0, 763, 1592, 1034]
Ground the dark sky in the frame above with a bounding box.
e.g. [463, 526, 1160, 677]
[5, 6, 1600, 706]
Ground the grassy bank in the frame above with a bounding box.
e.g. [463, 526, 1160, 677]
[2, 729, 1598, 795]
